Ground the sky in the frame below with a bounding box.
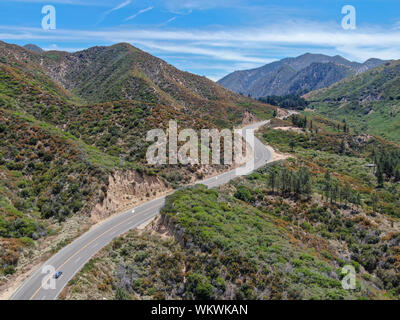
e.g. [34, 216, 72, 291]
[1, 0, 400, 81]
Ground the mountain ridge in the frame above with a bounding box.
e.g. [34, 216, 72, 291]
[218, 53, 388, 98]
[23, 44, 43, 53]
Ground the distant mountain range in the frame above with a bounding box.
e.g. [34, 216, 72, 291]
[218, 53, 388, 98]
[23, 44, 44, 52]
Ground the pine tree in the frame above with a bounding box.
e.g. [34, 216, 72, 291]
[371, 193, 379, 212]
[324, 170, 331, 202]
[289, 140, 296, 152]
[376, 167, 384, 187]
[331, 183, 338, 204]
[395, 169, 400, 182]
[356, 193, 362, 206]
[339, 140, 346, 154]
[343, 182, 352, 205]
[269, 170, 277, 193]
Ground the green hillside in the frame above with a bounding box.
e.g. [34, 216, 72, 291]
[306, 60, 400, 143]
[63, 185, 382, 300]
[0, 41, 274, 128]
[0, 40, 275, 282]
[64, 115, 400, 300]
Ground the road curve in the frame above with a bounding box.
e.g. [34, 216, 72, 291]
[10, 120, 272, 300]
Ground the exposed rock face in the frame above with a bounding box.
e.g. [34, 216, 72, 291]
[89, 163, 247, 223]
[90, 171, 170, 222]
[241, 109, 259, 125]
[353, 134, 373, 145]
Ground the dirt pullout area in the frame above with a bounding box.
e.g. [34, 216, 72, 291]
[265, 145, 290, 162]
[273, 126, 304, 134]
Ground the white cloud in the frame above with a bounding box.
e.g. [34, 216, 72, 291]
[110, 0, 131, 12]
[1, 21, 399, 72]
[43, 44, 85, 52]
[125, 6, 154, 21]
[98, 0, 131, 24]
[133, 40, 274, 64]
[160, 0, 242, 12]
[157, 17, 177, 27]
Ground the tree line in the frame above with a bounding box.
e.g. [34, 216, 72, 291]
[323, 171, 362, 206]
[258, 94, 309, 110]
[268, 167, 312, 198]
[373, 149, 400, 186]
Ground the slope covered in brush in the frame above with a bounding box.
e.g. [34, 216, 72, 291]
[218, 53, 386, 98]
[306, 60, 400, 143]
[0, 40, 275, 281]
[0, 41, 274, 128]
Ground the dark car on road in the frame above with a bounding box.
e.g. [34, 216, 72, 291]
[54, 271, 63, 279]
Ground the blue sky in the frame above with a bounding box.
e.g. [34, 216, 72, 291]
[1, 0, 400, 80]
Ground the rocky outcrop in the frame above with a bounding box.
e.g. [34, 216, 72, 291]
[90, 170, 170, 222]
[241, 109, 259, 125]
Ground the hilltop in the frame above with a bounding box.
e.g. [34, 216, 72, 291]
[218, 53, 387, 98]
[23, 44, 43, 53]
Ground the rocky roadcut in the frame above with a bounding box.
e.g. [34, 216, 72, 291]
[0, 39, 275, 294]
[63, 113, 400, 300]
[1, 36, 400, 301]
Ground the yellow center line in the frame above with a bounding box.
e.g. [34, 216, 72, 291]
[29, 202, 161, 300]
[28, 127, 269, 300]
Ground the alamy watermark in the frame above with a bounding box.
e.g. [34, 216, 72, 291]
[41, 265, 56, 290]
[39, 4, 355, 31]
[342, 5, 356, 30]
[341, 265, 356, 290]
[146, 120, 256, 176]
[42, 5, 56, 30]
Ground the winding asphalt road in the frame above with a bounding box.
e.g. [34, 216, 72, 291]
[10, 120, 272, 300]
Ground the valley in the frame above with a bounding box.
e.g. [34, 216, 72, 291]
[0, 38, 399, 301]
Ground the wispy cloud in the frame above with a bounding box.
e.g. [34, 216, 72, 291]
[109, 0, 131, 13]
[157, 17, 177, 27]
[1, 20, 400, 79]
[133, 40, 273, 64]
[43, 43, 86, 52]
[98, 0, 131, 24]
[3, 23, 400, 49]
[125, 6, 154, 21]
[161, 0, 242, 12]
